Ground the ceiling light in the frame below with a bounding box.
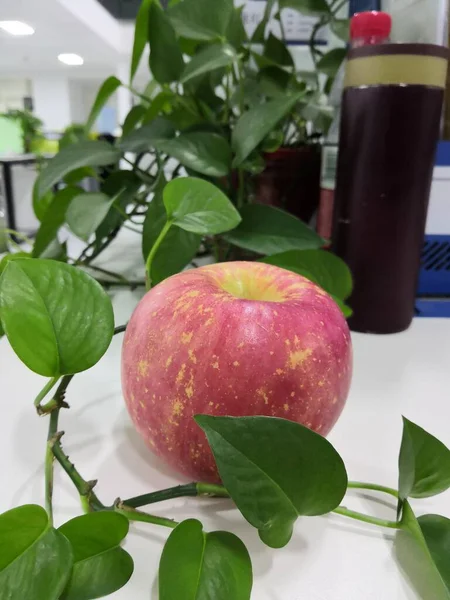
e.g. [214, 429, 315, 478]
[0, 21, 35, 36]
[58, 53, 84, 66]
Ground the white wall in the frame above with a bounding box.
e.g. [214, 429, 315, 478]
[0, 79, 31, 112]
[32, 77, 72, 132]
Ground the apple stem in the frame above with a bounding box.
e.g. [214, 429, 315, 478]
[332, 506, 400, 529]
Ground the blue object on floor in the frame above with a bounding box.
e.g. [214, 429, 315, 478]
[418, 235, 450, 296]
[415, 299, 450, 318]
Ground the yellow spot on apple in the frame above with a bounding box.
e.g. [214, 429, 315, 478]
[333, 396, 338, 404]
[186, 290, 200, 298]
[181, 331, 193, 344]
[270, 351, 274, 356]
[205, 317, 214, 327]
[288, 348, 313, 369]
[130, 393, 135, 403]
[185, 385, 194, 398]
[188, 349, 197, 364]
[320, 321, 325, 326]
[209, 401, 214, 406]
[256, 388, 269, 405]
[152, 311, 158, 317]
[290, 392, 295, 397]
[212, 361, 219, 369]
[318, 380, 325, 387]
[148, 438, 156, 447]
[294, 335, 300, 345]
[172, 400, 184, 417]
[166, 356, 173, 368]
[275, 368, 284, 375]
[285, 339, 291, 346]
[233, 361, 240, 367]
[238, 341, 244, 349]
[137, 360, 149, 377]
[284, 404, 289, 412]
[176, 364, 186, 384]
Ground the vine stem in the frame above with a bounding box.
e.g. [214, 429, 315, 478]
[34, 377, 59, 410]
[114, 503, 178, 529]
[347, 481, 399, 499]
[332, 507, 400, 529]
[145, 219, 173, 289]
[122, 481, 401, 530]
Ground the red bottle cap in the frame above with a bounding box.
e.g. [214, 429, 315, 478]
[350, 11, 392, 42]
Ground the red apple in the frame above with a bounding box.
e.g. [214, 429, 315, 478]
[122, 261, 352, 482]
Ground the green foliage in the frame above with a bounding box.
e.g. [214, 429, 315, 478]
[401, 502, 450, 598]
[331, 18, 350, 42]
[149, 1, 185, 83]
[168, 0, 234, 41]
[0, 505, 73, 600]
[317, 48, 347, 78]
[398, 418, 450, 502]
[35, 141, 120, 199]
[121, 105, 147, 137]
[159, 519, 252, 600]
[264, 33, 294, 67]
[143, 178, 202, 285]
[279, 0, 330, 16]
[119, 117, 176, 152]
[0, 260, 114, 376]
[66, 192, 119, 242]
[85, 76, 122, 133]
[225, 204, 323, 255]
[59, 513, 133, 600]
[130, 0, 152, 83]
[196, 415, 348, 548]
[164, 177, 241, 235]
[261, 249, 353, 300]
[155, 132, 231, 177]
[33, 187, 83, 257]
[181, 44, 237, 84]
[417, 515, 450, 593]
[232, 95, 303, 166]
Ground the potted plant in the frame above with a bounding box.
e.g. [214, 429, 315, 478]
[1, 109, 44, 154]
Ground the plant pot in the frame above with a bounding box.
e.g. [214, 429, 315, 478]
[254, 145, 321, 223]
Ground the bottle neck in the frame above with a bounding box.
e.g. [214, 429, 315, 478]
[351, 34, 390, 48]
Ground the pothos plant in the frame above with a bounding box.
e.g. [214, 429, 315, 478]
[1, 1, 449, 599]
[0, 187, 450, 599]
[15, 0, 350, 297]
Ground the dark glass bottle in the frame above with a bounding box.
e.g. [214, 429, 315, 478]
[332, 43, 449, 333]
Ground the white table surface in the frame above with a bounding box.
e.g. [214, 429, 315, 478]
[1, 233, 449, 600]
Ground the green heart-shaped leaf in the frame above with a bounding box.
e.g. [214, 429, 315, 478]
[261, 249, 352, 300]
[119, 118, 176, 153]
[86, 76, 122, 133]
[168, 0, 234, 41]
[59, 512, 133, 600]
[159, 519, 252, 600]
[0, 259, 114, 376]
[143, 177, 202, 285]
[66, 192, 118, 242]
[149, 1, 185, 84]
[35, 141, 120, 199]
[164, 177, 241, 235]
[181, 44, 237, 84]
[399, 417, 450, 502]
[0, 505, 73, 600]
[400, 502, 450, 598]
[33, 186, 83, 257]
[232, 94, 302, 166]
[154, 132, 232, 177]
[225, 204, 323, 255]
[195, 415, 347, 548]
[317, 48, 347, 78]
